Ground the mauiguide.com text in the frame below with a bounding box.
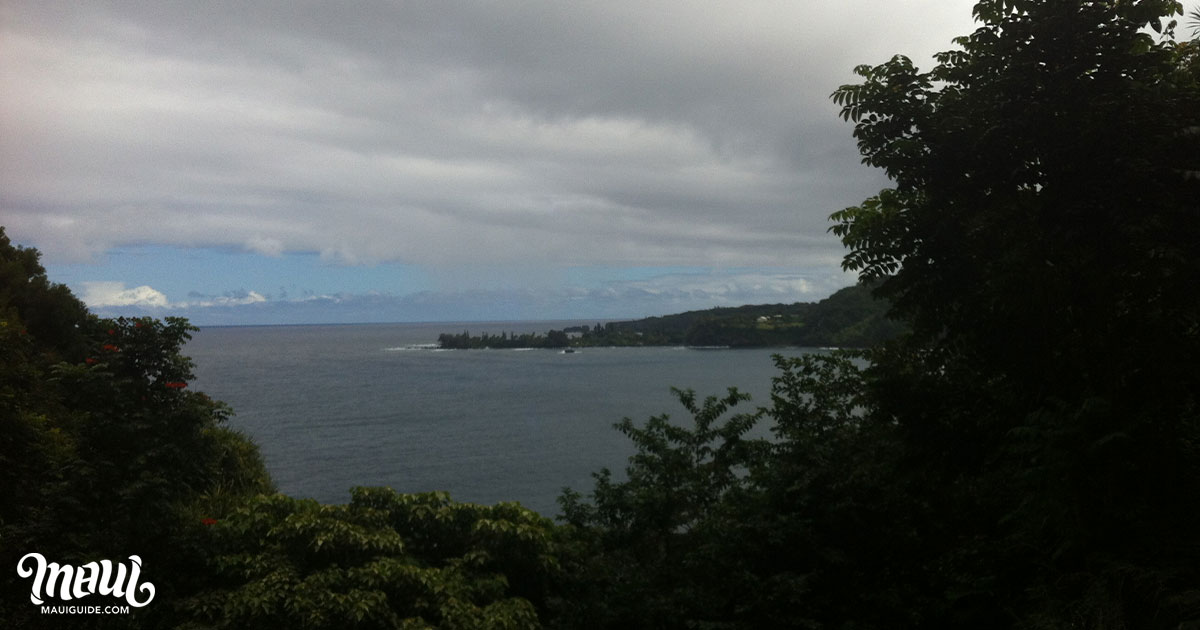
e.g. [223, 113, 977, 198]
[41, 604, 130, 615]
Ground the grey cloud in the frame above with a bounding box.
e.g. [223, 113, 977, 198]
[2, 0, 981, 269]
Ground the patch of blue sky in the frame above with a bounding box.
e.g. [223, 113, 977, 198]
[44, 245, 434, 303]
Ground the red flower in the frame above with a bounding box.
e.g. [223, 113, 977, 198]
[134, 322, 143, 328]
[107, 329, 115, 336]
[164, 381, 188, 389]
[201, 517, 217, 526]
[85, 357, 97, 365]
[101, 344, 119, 352]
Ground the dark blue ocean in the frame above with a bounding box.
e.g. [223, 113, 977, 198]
[186, 322, 822, 516]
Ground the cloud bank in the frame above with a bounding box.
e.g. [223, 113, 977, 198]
[2, 1, 981, 272]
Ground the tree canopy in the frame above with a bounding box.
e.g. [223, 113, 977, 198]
[825, 4, 1200, 622]
[830, 0, 1200, 394]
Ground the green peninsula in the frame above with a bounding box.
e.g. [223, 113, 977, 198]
[436, 282, 904, 349]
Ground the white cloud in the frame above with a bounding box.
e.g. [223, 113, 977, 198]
[78, 282, 268, 310]
[80, 281, 170, 308]
[245, 236, 285, 257]
[180, 290, 268, 308]
[615, 271, 824, 301]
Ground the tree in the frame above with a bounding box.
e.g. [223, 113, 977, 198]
[554, 355, 914, 629]
[544, 330, 570, 348]
[832, 0, 1199, 391]
[0, 227, 89, 358]
[557, 386, 754, 628]
[830, 0, 1200, 625]
[182, 489, 559, 630]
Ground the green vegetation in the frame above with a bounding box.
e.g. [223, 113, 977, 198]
[554, 356, 886, 628]
[437, 282, 905, 350]
[437, 329, 571, 350]
[603, 280, 904, 347]
[179, 490, 560, 629]
[4, 1, 1199, 627]
[1, 227, 275, 628]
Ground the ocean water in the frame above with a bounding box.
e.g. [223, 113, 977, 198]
[186, 322, 821, 516]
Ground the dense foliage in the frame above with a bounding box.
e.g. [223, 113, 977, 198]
[1, 227, 275, 628]
[180, 489, 559, 629]
[593, 281, 903, 348]
[827, 0, 1200, 623]
[555, 354, 894, 628]
[437, 329, 571, 350]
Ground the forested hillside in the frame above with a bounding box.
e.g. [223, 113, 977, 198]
[597, 280, 903, 347]
[438, 281, 905, 349]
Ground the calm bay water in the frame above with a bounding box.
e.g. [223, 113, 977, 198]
[186, 322, 820, 516]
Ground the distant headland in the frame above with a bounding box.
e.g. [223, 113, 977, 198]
[437, 282, 904, 350]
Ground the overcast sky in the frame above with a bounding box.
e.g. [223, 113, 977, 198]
[0, 1, 1083, 323]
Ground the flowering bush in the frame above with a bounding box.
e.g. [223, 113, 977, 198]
[1, 229, 272, 628]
